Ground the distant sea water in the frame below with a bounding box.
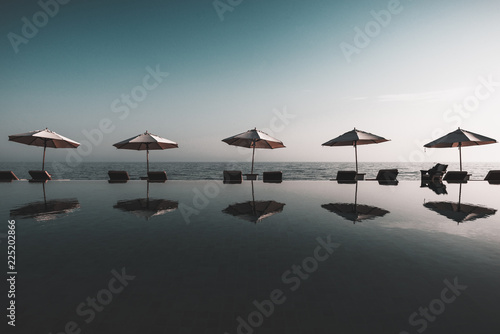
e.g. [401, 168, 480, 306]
[1, 162, 499, 181]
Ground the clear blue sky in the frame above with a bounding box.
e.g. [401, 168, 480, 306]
[1, 0, 499, 164]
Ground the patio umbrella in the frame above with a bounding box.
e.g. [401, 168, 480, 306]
[424, 184, 496, 223]
[8, 128, 80, 170]
[322, 128, 389, 173]
[222, 128, 285, 175]
[321, 182, 389, 223]
[424, 128, 497, 171]
[222, 181, 285, 223]
[113, 131, 178, 173]
[10, 183, 80, 222]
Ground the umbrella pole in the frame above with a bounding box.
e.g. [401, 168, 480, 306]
[147, 146, 150, 174]
[251, 142, 256, 174]
[459, 143, 462, 171]
[354, 141, 358, 173]
[42, 140, 47, 170]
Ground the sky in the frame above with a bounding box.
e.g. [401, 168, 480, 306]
[1, 0, 500, 164]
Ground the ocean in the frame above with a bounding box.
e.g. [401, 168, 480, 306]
[1, 161, 499, 181]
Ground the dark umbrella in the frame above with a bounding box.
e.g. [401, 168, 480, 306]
[322, 128, 389, 173]
[222, 181, 285, 223]
[10, 184, 80, 221]
[322, 182, 389, 223]
[424, 128, 497, 171]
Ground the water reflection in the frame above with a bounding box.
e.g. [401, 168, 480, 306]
[113, 182, 178, 220]
[424, 183, 497, 224]
[222, 181, 285, 223]
[322, 182, 389, 223]
[10, 183, 80, 221]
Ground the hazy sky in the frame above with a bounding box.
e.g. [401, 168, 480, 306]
[1, 0, 500, 164]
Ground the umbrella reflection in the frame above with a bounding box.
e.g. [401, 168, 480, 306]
[322, 182, 389, 224]
[222, 181, 285, 223]
[10, 183, 80, 221]
[113, 182, 178, 220]
[424, 184, 496, 224]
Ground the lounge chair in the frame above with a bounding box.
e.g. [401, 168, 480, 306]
[148, 171, 167, 183]
[244, 173, 258, 180]
[108, 170, 130, 183]
[28, 170, 51, 182]
[443, 171, 470, 183]
[421, 163, 448, 181]
[375, 169, 399, 185]
[0, 171, 19, 182]
[263, 171, 282, 183]
[484, 170, 500, 184]
[223, 170, 242, 184]
[335, 171, 358, 184]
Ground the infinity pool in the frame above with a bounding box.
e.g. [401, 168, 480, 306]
[1, 181, 499, 333]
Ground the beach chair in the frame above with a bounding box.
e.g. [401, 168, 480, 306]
[223, 170, 242, 184]
[335, 171, 358, 183]
[108, 170, 130, 183]
[484, 170, 500, 184]
[0, 171, 19, 182]
[443, 171, 470, 183]
[148, 171, 167, 183]
[263, 171, 282, 183]
[421, 163, 448, 181]
[28, 170, 51, 182]
[375, 169, 399, 185]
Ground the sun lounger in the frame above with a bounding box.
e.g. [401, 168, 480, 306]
[244, 173, 258, 180]
[108, 170, 130, 183]
[485, 170, 500, 184]
[335, 171, 358, 183]
[223, 170, 242, 184]
[443, 171, 470, 183]
[421, 163, 448, 181]
[0, 171, 19, 182]
[28, 170, 51, 182]
[263, 171, 282, 183]
[148, 171, 167, 183]
[375, 169, 399, 185]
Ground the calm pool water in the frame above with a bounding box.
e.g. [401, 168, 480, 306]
[1, 180, 499, 333]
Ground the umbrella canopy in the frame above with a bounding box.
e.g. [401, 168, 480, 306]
[322, 203, 389, 223]
[114, 198, 178, 220]
[8, 128, 80, 170]
[113, 131, 178, 173]
[424, 128, 497, 171]
[222, 128, 285, 174]
[322, 128, 389, 172]
[223, 200, 285, 223]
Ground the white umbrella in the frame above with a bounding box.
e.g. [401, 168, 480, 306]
[113, 131, 178, 173]
[8, 128, 80, 170]
[222, 128, 285, 174]
[322, 128, 389, 173]
[424, 128, 497, 171]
